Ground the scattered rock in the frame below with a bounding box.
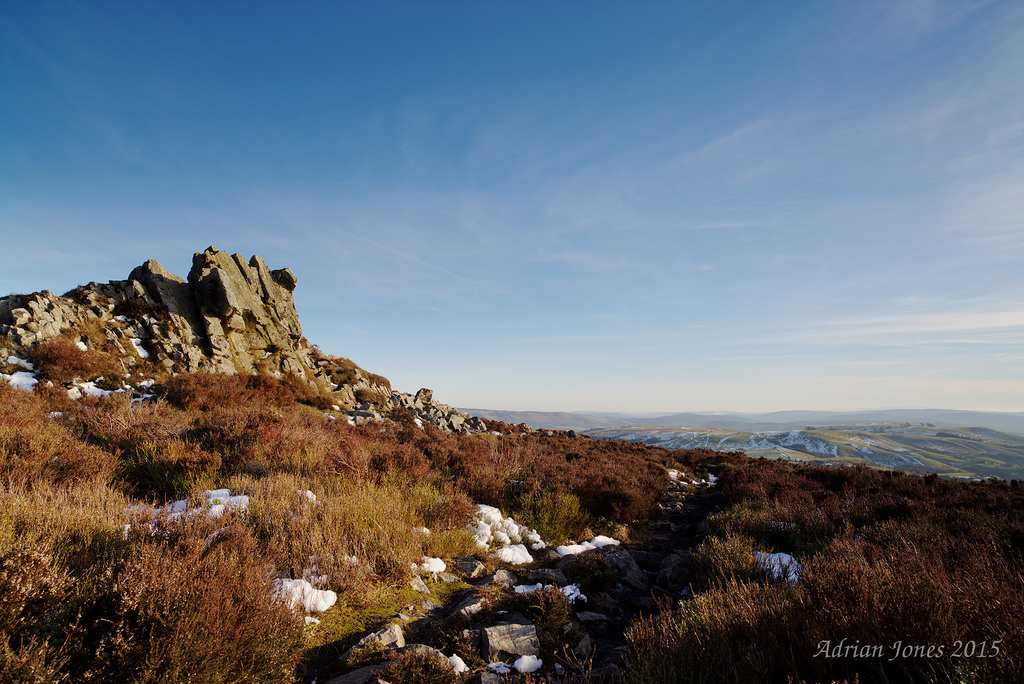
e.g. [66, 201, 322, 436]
[453, 596, 487, 620]
[522, 568, 568, 586]
[604, 550, 648, 590]
[657, 550, 693, 592]
[342, 624, 405, 661]
[465, 672, 502, 684]
[481, 623, 540, 661]
[485, 569, 518, 587]
[451, 557, 487, 579]
[389, 644, 446, 660]
[323, 662, 389, 684]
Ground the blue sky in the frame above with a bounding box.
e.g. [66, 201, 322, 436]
[2, 0, 1022, 413]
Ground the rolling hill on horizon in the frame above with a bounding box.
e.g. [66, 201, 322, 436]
[462, 407, 1024, 435]
[463, 407, 1024, 482]
[585, 424, 1024, 482]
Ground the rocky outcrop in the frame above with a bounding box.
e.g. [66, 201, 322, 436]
[0, 246, 484, 433]
[0, 246, 315, 378]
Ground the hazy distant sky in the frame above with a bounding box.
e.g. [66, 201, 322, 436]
[2, 0, 1022, 412]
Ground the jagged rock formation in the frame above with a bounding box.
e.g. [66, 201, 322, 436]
[0, 246, 485, 433]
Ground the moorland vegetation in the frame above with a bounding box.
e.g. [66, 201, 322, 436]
[0, 310, 1020, 683]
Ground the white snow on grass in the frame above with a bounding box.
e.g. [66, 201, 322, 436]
[514, 583, 586, 604]
[468, 504, 546, 566]
[73, 381, 113, 398]
[707, 473, 718, 486]
[487, 662, 512, 674]
[421, 556, 446, 574]
[6, 355, 33, 371]
[555, 535, 620, 557]
[514, 654, 542, 673]
[127, 488, 250, 528]
[203, 489, 249, 519]
[273, 578, 337, 613]
[493, 544, 533, 565]
[448, 654, 468, 673]
[129, 338, 150, 359]
[2, 370, 38, 391]
[755, 551, 801, 584]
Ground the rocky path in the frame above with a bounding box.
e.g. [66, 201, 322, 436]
[322, 472, 726, 684]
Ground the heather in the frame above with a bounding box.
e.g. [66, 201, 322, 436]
[0, 374, 672, 682]
[625, 452, 1024, 684]
[2, 363, 1021, 682]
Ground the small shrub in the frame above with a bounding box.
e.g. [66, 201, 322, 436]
[160, 373, 250, 411]
[513, 490, 590, 545]
[365, 372, 392, 391]
[383, 649, 456, 684]
[26, 337, 120, 384]
[0, 383, 118, 485]
[562, 552, 618, 596]
[87, 517, 305, 683]
[691, 535, 770, 587]
[354, 387, 386, 408]
[118, 439, 220, 499]
[514, 585, 573, 634]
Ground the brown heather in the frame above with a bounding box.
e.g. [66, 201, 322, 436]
[24, 336, 121, 386]
[0, 372, 681, 682]
[2, 372, 1021, 682]
[626, 451, 1024, 684]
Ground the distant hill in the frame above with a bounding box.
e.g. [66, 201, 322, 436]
[638, 409, 1024, 435]
[584, 423, 1024, 482]
[461, 407, 1024, 436]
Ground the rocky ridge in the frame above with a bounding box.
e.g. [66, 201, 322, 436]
[0, 246, 485, 433]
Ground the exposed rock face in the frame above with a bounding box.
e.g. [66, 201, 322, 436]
[0, 246, 483, 433]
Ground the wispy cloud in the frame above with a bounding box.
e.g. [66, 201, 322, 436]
[767, 310, 1023, 347]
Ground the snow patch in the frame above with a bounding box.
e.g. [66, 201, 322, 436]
[449, 654, 468, 673]
[468, 505, 548, 557]
[129, 338, 150, 359]
[421, 557, 446, 574]
[273, 578, 337, 612]
[755, 551, 801, 584]
[494, 544, 533, 565]
[3, 371, 38, 391]
[555, 535, 620, 557]
[6, 355, 34, 371]
[514, 583, 586, 604]
[514, 654, 542, 673]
